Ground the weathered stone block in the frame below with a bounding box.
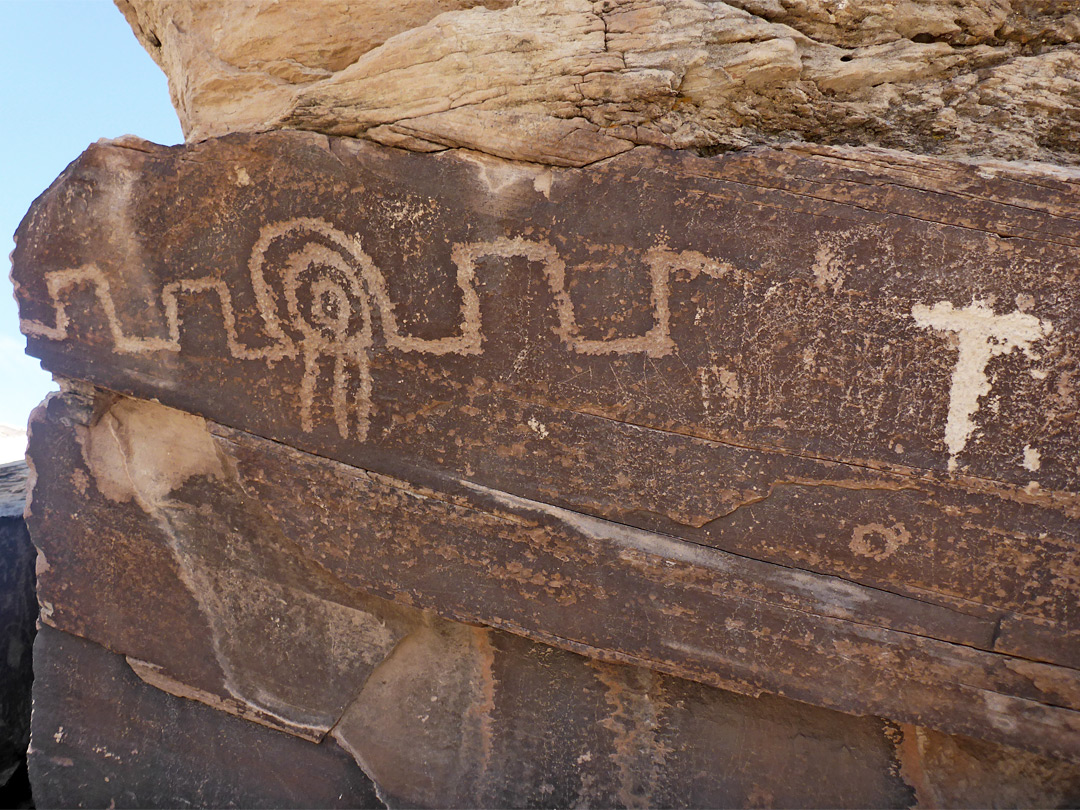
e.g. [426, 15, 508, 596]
[331, 620, 917, 809]
[13, 129, 1080, 802]
[897, 725, 1080, 809]
[28, 625, 382, 809]
[0, 461, 34, 799]
[116, 0, 1080, 165]
[23, 396, 1079, 806]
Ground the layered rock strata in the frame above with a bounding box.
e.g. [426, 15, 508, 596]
[14, 130, 1080, 805]
[12, 0, 1080, 805]
[117, 0, 1080, 165]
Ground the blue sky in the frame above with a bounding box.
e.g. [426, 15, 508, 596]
[0, 0, 182, 428]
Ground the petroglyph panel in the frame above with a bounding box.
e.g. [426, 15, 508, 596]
[13, 133, 1080, 755]
[15, 135, 1079, 487]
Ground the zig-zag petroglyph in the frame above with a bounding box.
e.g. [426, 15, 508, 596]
[23, 219, 1055, 471]
[21, 219, 736, 441]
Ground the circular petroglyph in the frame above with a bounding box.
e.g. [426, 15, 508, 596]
[850, 522, 910, 562]
[250, 220, 376, 440]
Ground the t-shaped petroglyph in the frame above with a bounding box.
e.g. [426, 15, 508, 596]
[29, 217, 1061, 474]
[911, 300, 1052, 472]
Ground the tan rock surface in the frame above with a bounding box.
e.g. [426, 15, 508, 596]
[117, 0, 1080, 166]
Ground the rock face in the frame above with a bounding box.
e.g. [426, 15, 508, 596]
[20, 379, 1080, 807]
[12, 0, 1080, 806]
[29, 626, 382, 809]
[13, 130, 1080, 805]
[0, 461, 34, 804]
[117, 0, 1080, 165]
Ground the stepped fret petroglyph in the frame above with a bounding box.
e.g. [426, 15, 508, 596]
[21, 218, 740, 440]
[24, 215, 1056, 462]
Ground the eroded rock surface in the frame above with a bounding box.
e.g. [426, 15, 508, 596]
[23, 381, 1080, 806]
[0, 462, 33, 799]
[29, 626, 383, 809]
[13, 135, 1080, 777]
[15, 3, 1080, 804]
[118, 0, 1080, 165]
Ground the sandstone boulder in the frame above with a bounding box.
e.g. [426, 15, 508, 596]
[12, 2, 1080, 805]
[118, 0, 1080, 165]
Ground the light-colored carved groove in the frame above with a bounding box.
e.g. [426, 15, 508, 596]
[23, 220, 744, 438]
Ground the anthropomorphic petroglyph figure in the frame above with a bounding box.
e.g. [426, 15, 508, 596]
[249, 220, 376, 439]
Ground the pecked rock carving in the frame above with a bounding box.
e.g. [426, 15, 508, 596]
[28, 230, 1061, 466]
[911, 300, 1053, 472]
[22, 219, 741, 439]
[14, 130, 1080, 764]
[15, 3, 1080, 801]
[23, 220, 1061, 469]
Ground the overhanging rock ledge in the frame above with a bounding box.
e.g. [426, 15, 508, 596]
[13, 1, 1080, 806]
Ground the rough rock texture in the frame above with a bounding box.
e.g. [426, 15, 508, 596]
[0, 461, 34, 799]
[118, 0, 1080, 165]
[12, 131, 1080, 807]
[29, 626, 383, 809]
[13, 2, 1080, 805]
[899, 725, 1080, 808]
[23, 388, 1079, 808]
